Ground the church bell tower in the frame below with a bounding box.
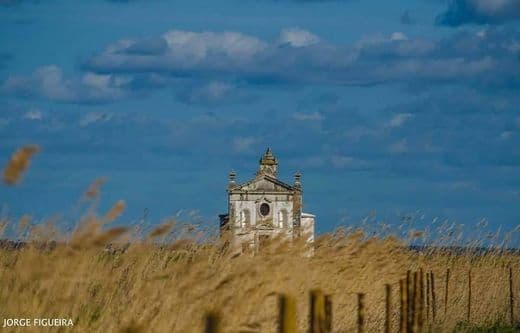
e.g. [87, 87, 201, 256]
[257, 147, 278, 177]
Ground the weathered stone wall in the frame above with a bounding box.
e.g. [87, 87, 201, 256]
[229, 193, 295, 229]
[301, 213, 315, 243]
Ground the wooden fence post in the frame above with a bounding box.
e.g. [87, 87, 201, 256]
[412, 271, 419, 333]
[419, 269, 424, 331]
[357, 293, 365, 333]
[400, 279, 408, 333]
[325, 295, 333, 332]
[279, 294, 297, 333]
[430, 270, 437, 323]
[407, 270, 413, 332]
[204, 312, 220, 333]
[444, 268, 450, 318]
[426, 272, 430, 325]
[385, 284, 391, 333]
[510, 266, 515, 326]
[310, 289, 330, 333]
[467, 269, 472, 323]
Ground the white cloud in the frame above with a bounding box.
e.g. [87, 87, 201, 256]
[79, 112, 113, 127]
[84, 28, 517, 88]
[1, 65, 128, 104]
[162, 30, 267, 60]
[4, 28, 518, 106]
[386, 113, 412, 128]
[278, 28, 320, 47]
[390, 32, 408, 41]
[82, 72, 112, 90]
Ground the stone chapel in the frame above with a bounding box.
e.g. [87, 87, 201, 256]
[219, 148, 315, 253]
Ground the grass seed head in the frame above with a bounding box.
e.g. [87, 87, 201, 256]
[84, 177, 107, 199]
[18, 214, 31, 230]
[3, 145, 40, 185]
[104, 200, 126, 222]
[92, 226, 129, 246]
[148, 222, 174, 238]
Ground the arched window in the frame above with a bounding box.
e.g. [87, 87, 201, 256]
[239, 209, 251, 228]
[278, 209, 288, 228]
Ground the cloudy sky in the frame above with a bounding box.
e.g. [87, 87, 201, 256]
[1, 0, 519, 237]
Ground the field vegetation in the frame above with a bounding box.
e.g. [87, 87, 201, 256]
[1, 146, 519, 332]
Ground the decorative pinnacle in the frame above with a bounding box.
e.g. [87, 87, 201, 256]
[265, 147, 273, 158]
[259, 147, 276, 165]
[258, 147, 278, 176]
[294, 170, 302, 187]
[228, 169, 237, 188]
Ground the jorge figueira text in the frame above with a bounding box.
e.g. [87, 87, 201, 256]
[3, 318, 74, 327]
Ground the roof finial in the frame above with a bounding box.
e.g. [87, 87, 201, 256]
[258, 147, 278, 177]
[294, 170, 301, 189]
[228, 169, 237, 189]
[264, 147, 273, 159]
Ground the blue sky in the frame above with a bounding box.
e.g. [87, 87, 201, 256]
[0, 0, 519, 239]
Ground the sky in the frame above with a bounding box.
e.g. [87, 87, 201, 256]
[0, 0, 519, 240]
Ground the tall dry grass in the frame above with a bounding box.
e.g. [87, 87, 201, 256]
[0, 220, 518, 333]
[2, 145, 40, 185]
[1, 146, 519, 332]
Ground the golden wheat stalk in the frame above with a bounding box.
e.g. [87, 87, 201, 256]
[104, 200, 126, 222]
[148, 222, 174, 238]
[3, 145, 40, 185]
[91, 226, 129, 246]
[84, 177, 107, 199]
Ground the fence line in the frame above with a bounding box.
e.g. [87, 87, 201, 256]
[203, 266, 516, 332]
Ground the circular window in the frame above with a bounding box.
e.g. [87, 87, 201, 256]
[259, 203, 270, 216]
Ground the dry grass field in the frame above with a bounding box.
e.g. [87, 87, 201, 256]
[0, 218, 519, 333]
[1, 147, 519, 332]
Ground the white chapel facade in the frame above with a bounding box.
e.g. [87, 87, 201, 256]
[219, 148, 315, 253]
